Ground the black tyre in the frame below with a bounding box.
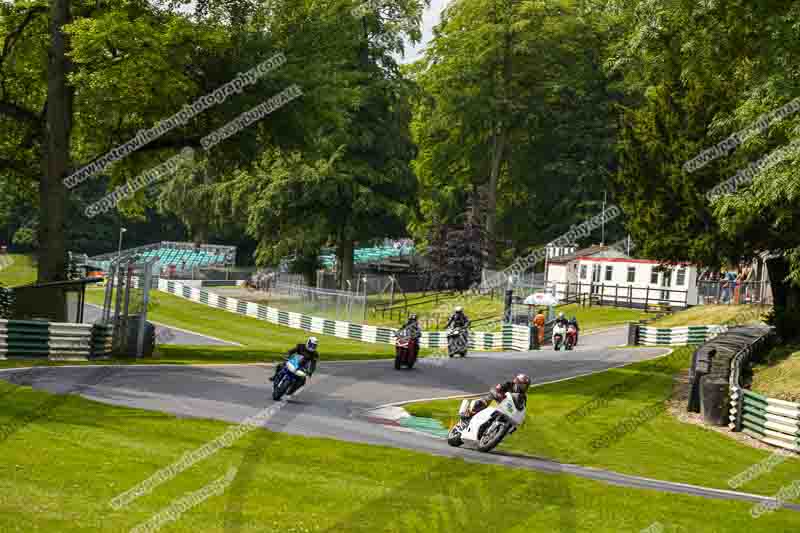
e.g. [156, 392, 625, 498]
[477, 419, 508, 452]
[407, 359, 415, 369]
[272, 376, 290, 401]
[447, 424, 464, 447]
[394, 357, 402, 370]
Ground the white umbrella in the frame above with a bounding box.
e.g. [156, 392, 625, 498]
[523, 293, 559, 306]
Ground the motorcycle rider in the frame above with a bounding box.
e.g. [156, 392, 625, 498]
[466, 374, 532, 417]
[446, 306, 470, 329]
[446, 306, 470, 354]
[568, 316, 580, 345]
[400, 313, 422, 357]
[555, 311, 569, 328]
[270, 337, 319, 393]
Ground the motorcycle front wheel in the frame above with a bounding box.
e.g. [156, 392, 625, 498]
[477, 419, 509, 452]
[272, 376, 291, 401]
[447, 422, 465, 447]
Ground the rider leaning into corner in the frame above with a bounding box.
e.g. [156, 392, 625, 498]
[446, 306, 470, 329]
[270, 336, 319, 392]
[466, 374, 531, 417]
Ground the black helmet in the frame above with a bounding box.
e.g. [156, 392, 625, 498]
[409, 313, 417, 321]
[512, 374, 531, 394]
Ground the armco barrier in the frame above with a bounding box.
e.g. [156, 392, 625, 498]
[735, 389, 800, 452]
[725, 326, 797, 452]
[0, 319, 113, 359]
[636, 325, 726, 346]
[156, 278, 531, 351]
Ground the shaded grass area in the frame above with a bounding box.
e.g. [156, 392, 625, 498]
[83, 288, 397, 362]
[0, 254, 37, 287]
[0, 380, 797, 532]
[751, 344, 800, 402]
[407, 347, 800, 497]
[650, 304, 770, 327]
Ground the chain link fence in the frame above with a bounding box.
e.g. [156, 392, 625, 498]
[260, 281, 367, 322]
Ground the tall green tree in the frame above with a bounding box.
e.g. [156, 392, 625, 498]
[605, 0, 800, 335]
[411, 0, 619, 269]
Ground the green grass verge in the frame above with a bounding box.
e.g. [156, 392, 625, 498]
[0, 253, 37, 287]
[0, 380, 797, 531]
[751, 344, 800, 403]
[406, 347, 800, 497]
[649, 304, 771, 327]
[82, 288, 396, 362]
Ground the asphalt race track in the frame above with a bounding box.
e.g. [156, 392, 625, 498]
[2, 326, 798, 512]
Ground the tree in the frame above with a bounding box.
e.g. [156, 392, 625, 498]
[411, 0, 620, 269]
[604, 0, 800, 336]
[209, 0, 424, 288]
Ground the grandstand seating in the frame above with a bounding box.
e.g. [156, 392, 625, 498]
[318, 244, 415, 268]
[87, 241, 235, 273]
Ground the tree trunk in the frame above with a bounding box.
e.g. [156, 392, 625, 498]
[192, 225, 208, 245]
[337, 236, 354, 291]
[766, 256, 800, 308]
[38, 0, 72, 316]
[485, 127, 507, 270]
[765, 255, 800, 337]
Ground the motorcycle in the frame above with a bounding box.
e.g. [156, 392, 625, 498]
[272, 354, 309, 401]
[394, 327, 418, 370]
[447, 393, 527, 452]
[447, 327, 468, 358]
[565, 324, 578, 351]
[552, 323, 566, 351]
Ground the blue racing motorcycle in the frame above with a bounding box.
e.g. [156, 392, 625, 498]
[272, 354, 310, 401]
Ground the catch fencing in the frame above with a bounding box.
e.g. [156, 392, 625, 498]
[262, 282, 367, 323]
[0, 319, 113, 359]
[156, 278, 532, 351]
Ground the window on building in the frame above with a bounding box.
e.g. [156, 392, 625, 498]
[627, 266, 636, 283]
[580, 265, 587, 280]
[651, 268, 659, 284]
[605, 265, 613, 281]
[677, 268, 687, 286]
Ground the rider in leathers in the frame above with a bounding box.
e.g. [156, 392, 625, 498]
[270, 337, 319, 394]
[466, 374, 531, 417]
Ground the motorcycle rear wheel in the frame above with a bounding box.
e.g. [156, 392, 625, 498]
[477, 420, 509, 452]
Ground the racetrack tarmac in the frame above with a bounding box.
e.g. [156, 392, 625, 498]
[2, 327, 798, 512]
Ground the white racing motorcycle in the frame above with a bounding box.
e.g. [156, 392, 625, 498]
[447, 393, 527, 452]
[552, 323, 566, 351]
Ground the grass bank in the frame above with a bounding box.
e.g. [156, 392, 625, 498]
[81, 288, 396, 362]
[0, 253, 37, 287]
[751, 344, 800, 402]
[649, 304, 770, 327]
[406, 347, 800, 497]
[0, 380, 797, 531]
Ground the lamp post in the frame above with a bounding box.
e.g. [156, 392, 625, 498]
[117, 227, 127, 263]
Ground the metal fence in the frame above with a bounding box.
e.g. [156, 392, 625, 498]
[261, 281, 367, 322]
[696, 280, 771, 305]
[101, 256, 158, 357]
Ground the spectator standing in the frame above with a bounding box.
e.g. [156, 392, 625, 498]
[533, 308, 546, 348]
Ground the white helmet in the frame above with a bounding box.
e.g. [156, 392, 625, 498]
[558, 312, 565, 319]
[455, 306, 463, 313]
[306, 337, 318, 351]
